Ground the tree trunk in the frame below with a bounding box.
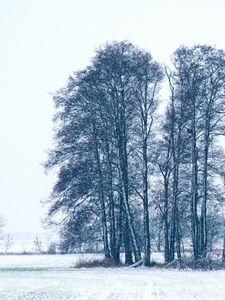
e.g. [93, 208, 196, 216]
[222, 232, 225, 263]
[191, 107, 200, 262]
[143, 127, 151, 266]
[123, 217, 133, 265]
[106, 143, 117, 263]
[175, 205, 181, 261]
[114, 188, 123, 265]
[164, 176, 170, 263]
[200, 115, 209, 257]
[115, 89, 141, 262]
[95, 147, 110, 260]
[92, 115, 110, 260]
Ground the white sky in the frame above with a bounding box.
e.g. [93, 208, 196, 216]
[0, 0, 225, 233]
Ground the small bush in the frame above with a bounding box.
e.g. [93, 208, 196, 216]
[47, 242, 57, 254]
[74, 258, 123, 268]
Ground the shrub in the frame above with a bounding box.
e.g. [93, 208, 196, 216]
[74, 258, 123, 268]
[47, 242, 57, 254]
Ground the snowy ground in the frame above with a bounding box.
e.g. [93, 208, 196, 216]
[0, 254, 225, 299]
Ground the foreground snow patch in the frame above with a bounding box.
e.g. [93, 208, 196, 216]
[0, 255, 225, 299]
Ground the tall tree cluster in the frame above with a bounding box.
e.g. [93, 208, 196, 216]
[45, 42, 225, 266]
[157, 45, 225, 264]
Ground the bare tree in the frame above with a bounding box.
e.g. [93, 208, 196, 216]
[34, 236, 43, 254]
[4, 234, 13, 254]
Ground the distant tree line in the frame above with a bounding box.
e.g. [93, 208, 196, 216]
[45, 41, 225, 266]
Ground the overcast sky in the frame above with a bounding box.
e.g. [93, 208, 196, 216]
[1, 0, 225, 233]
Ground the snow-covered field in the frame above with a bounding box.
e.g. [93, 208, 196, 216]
[0, 254, 225, 299]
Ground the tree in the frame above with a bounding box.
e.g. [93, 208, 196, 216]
[162, 45, 225, 262]
[4, 234, 13, 254]
[34, 236, 43, 254]
[131, 52, 163, 265]
[45, 41, 163, 265]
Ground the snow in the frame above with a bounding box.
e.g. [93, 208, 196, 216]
[0, 254, 224, 299]
[0, 253, 101, 269]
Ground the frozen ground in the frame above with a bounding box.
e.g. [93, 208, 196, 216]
[0, 254, 225, 299]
